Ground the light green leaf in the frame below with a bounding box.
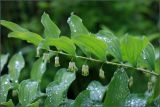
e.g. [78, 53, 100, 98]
[67, 14, 89, 37]
[27, 100, 40, 107]
[0, 20, 28, 32]
[0, 75, 12, 103]
[73, 35, 107, 60]
[8, 52, 25, 83]
[30, 58, 47, 83]
[0, 99, 14, 107]
[86, 81, 106, 102]
[44, 36, 76, 55]
[45, 68, 76, 107]
[19, 79, 43, 106]
[97, 29, 122, 61]
[121, 35, 149, 66]
[41, 12, 60, 38]
[104, 68, 130, 106]
[8, 31, 43, 46]
[141, 43, 155, 71]
[0, 53, 9, 71]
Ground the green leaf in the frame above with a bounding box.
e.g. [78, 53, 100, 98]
[41, 12, 60, 38]
[124, 94, 148, 107]
[86, 81, 106, 102]
[0, 75, 12, 103]
[121, 35, 149, 66]
[19, 79, 42, 106]
[45, 68, 76, 107]
[0, 99, 14, 107]
[67, 14, 89, 37]
[0, 53, 9, 71]
[44, 36, 76, 55]
[74, 90, 90, 107]
[27, 100, 40, 107]
[97, 30, 122, 61]
[73, 35, 107, 60]
[8, 52, 25, 83]
[30, 58, 47, 83]
[8, 31, 43, 46]
[104, 68, 130, 106]
[141, 43, 155, 71]
[0, 20, 28, 32]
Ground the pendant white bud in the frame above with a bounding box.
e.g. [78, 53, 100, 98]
[55, 56, 60, 67]
[68, 61, 78, 72]
[82, 64, 89, 76]
[99, 68, 105, 79]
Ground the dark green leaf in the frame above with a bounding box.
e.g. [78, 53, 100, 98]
[74, 90, 90, 107]
[8, 52, 25, 83]
[0, 20, 28, 32]
[19, 79, 42, 106]
[0, 53, 9, 71]
[8, 31, 43, 46]
[41, 12, 60, 38]
[97, 30, 122, 61]
[44, 36, 76, 55]
[121, 35, 149, 66]
[67, 14, 89, 37]
[104, 68, 130, 106]
[141, 43, 155, 71]
[30, 58, 47, 83]
[45, 68, 76, 107]
[86, 81, 106, 102]
[0, 75, 12, 103]
[73, 35, 107, 60]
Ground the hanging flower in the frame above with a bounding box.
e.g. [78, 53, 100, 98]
[36, 47, 40, 57]
[55, 56, 60, 67]
[99, 68, 105, 79]
[68, 61, 78, 72]
[148, 81, 152, 92]
[82, 64, 89, 76]
[42, 53, 49, 62]
[128, 76, 133, 87]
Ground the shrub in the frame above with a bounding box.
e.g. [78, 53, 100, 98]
[0, 12, 160, 107]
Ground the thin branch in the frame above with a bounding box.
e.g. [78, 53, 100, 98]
[49, 50, 160, 77]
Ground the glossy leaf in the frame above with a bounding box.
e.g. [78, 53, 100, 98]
[0, 75, 12, 103]
[41, 12, 60, 38]
[121, 35, 149, 66]
[67, 14, 89, 37]
[8, 52, 25, 83]
[104, 68, 130, 106]
[86, 81, 106, 102]
[0, 53, 9, 71]
[97, 30, 122, 61]
[141, 43, 155, 71]
[8, 31, 43, 46]
[74, 90, 90, 107]
[45, 68, 76, 107]
[44, 36, 76, 55]
[0, 20, 28, 32]
[19, 79, 43, 106]
[30, 58, 47, 83]
[124, 94, 148, 107]
[73, 35, 107, 60]
[0, 99, 14, 107]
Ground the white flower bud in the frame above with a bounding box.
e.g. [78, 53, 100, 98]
[82, 64, 89, 76]
[55, 56, 60, 67]
[128, 76, 133, 87]
[148, 81, 152, 92]
[36, 47, 40, 57]
[43, 53, 49, 62]
[99, 68, 105, 79]
[68, 61, 78, 72]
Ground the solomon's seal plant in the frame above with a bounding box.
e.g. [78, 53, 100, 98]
[0, 12, 160, 107]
